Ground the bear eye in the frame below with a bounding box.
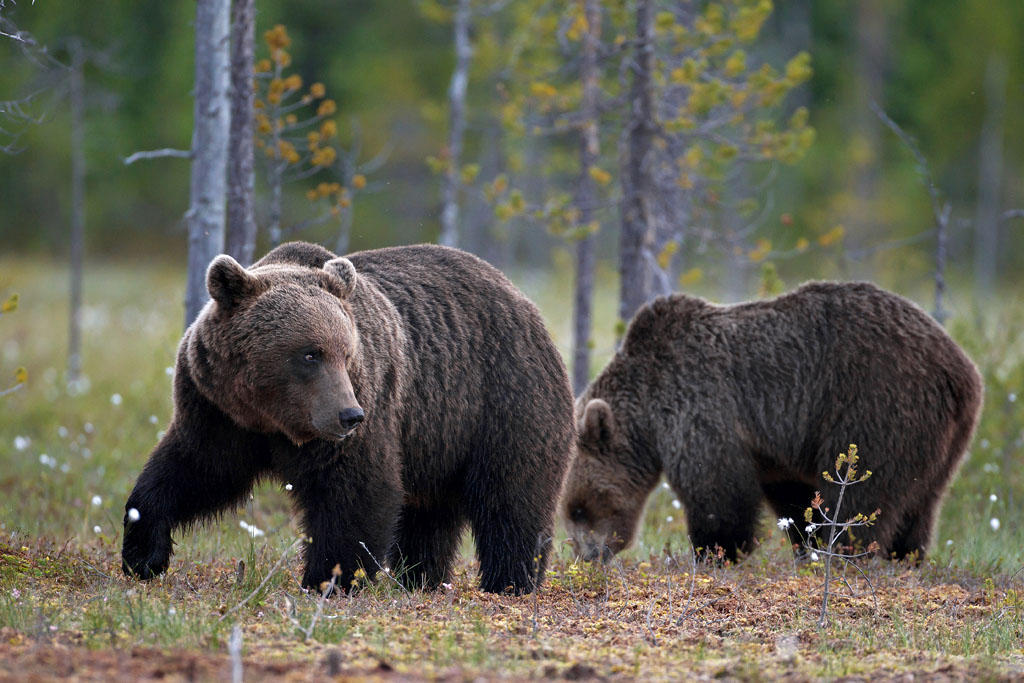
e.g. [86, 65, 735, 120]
[569, 506, 588, 523]
[302, 350, 320, 364]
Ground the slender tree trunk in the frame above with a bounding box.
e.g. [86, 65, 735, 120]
[226, 0, 257, 266]
[618, 0, 655, 326]
[335, 204, 352, 255]
[848, 0, 886, 252]
[439, 0, 471, 248]
[974, 54, 1007, 295]
[185, 0, 231, 328]
[934, 203, 949, 325]
[268, 160, 283, 246]
[572, 0, 602, 394]
[67, 38, 85, 385]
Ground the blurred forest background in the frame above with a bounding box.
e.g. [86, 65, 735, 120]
[2, 0, 1022, 289]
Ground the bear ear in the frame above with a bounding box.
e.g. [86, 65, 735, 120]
[580, 398, 615, 447]
[207, 255, 261, 310]
[323, 257, 357, 299]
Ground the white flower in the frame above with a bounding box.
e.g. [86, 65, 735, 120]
[84, 422, 94, 434]
[980, 438, 990, 449]
[989, 494, 998, 502]
[93, 525, 102, 534]
[990, 518, 1000, 531]
[671, 499, 682, 510]
[805, 523, 818, 534]
[239, 521, 265, 538]
[91, 495, 102, 507]
[661, 482, 670, 490]
[39, 454, 55, 468]
[149, 415, 158, 425]
[127, 508, 141, 522]
[946, 539, 953, 546]
[14, 436, 30, 451]
[110, 393, 123, 406]
[168, 607, 177, 616]
[776, 517, 793, 531]
[1009, 393, 1018, 403]
[666, 515, 674, 523]
[165, 366, 174, 376]
[60, 463, 71, 473]
[284, 483, 293, 491]
[810, 551, 819, 561]
[441, 582, 454, 591]
[57, 426, 69, 439]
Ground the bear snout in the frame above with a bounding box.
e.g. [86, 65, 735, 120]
[570, 531, 615, 563]
[339, 407, 365, 431]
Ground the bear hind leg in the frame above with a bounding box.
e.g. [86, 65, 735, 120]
[469, 498, 552, 595]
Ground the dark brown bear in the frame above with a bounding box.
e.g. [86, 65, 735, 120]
[122, 241, 574, 594]
[562, 282, 982, 563]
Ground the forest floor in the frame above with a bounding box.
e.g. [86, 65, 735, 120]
[2, 258, 1023, 680]
[2, 535, 1024, 681]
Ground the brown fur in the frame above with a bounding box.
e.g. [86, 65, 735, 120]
[123, 241, 574, 594]
[562, 282, 983, 562]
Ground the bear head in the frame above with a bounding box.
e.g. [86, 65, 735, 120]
[187, 253, 365, 446]
[561, 397, 651, 562]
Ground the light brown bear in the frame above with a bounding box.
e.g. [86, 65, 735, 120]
[122, 241, 574, 594]
[562, 282, 982, 562]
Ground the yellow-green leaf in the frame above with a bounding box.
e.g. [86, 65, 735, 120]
[679, 267, 704, 287]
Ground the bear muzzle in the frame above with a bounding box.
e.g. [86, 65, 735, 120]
[569, 531, 617, 563]
[338, 407, 365, 433]
[310, 403, 365, 442]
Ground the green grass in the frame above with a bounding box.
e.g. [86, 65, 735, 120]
[1, 256, 1023, 678]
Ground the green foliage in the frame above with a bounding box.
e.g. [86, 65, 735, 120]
[253, 25, 372, 244]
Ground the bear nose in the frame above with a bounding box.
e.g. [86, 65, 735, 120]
[338, 407, 364, 430]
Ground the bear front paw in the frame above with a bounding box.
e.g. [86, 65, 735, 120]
[121, 515, 172, 580]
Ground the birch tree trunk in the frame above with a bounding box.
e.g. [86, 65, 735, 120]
[571, 0, 601, 394]
[67, 38, 85, 384]
[226, 0, 257, 266]
[185, 0, 231, 328]
[618, 0, 655, 326]
[974, 54, 1007, 295]
[439, 0, 471, 248]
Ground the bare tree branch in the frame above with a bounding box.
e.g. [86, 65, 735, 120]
[123, 148, 192, 165]
[871, 100, 951, 324]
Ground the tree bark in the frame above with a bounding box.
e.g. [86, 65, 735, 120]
[185, 0, 231, 328]
[67, 38, 85, 384]
[571, 0, 602, 394]
[618, 0, 655, 327]
[439, 0, 471, 248]
[974, 54, 1006, 295]
[226, 0, 257, 266]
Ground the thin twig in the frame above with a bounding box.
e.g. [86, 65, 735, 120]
[299, 573, 337, 641]
[218, 537, 304, 623]
[358, 541, 409, 593]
